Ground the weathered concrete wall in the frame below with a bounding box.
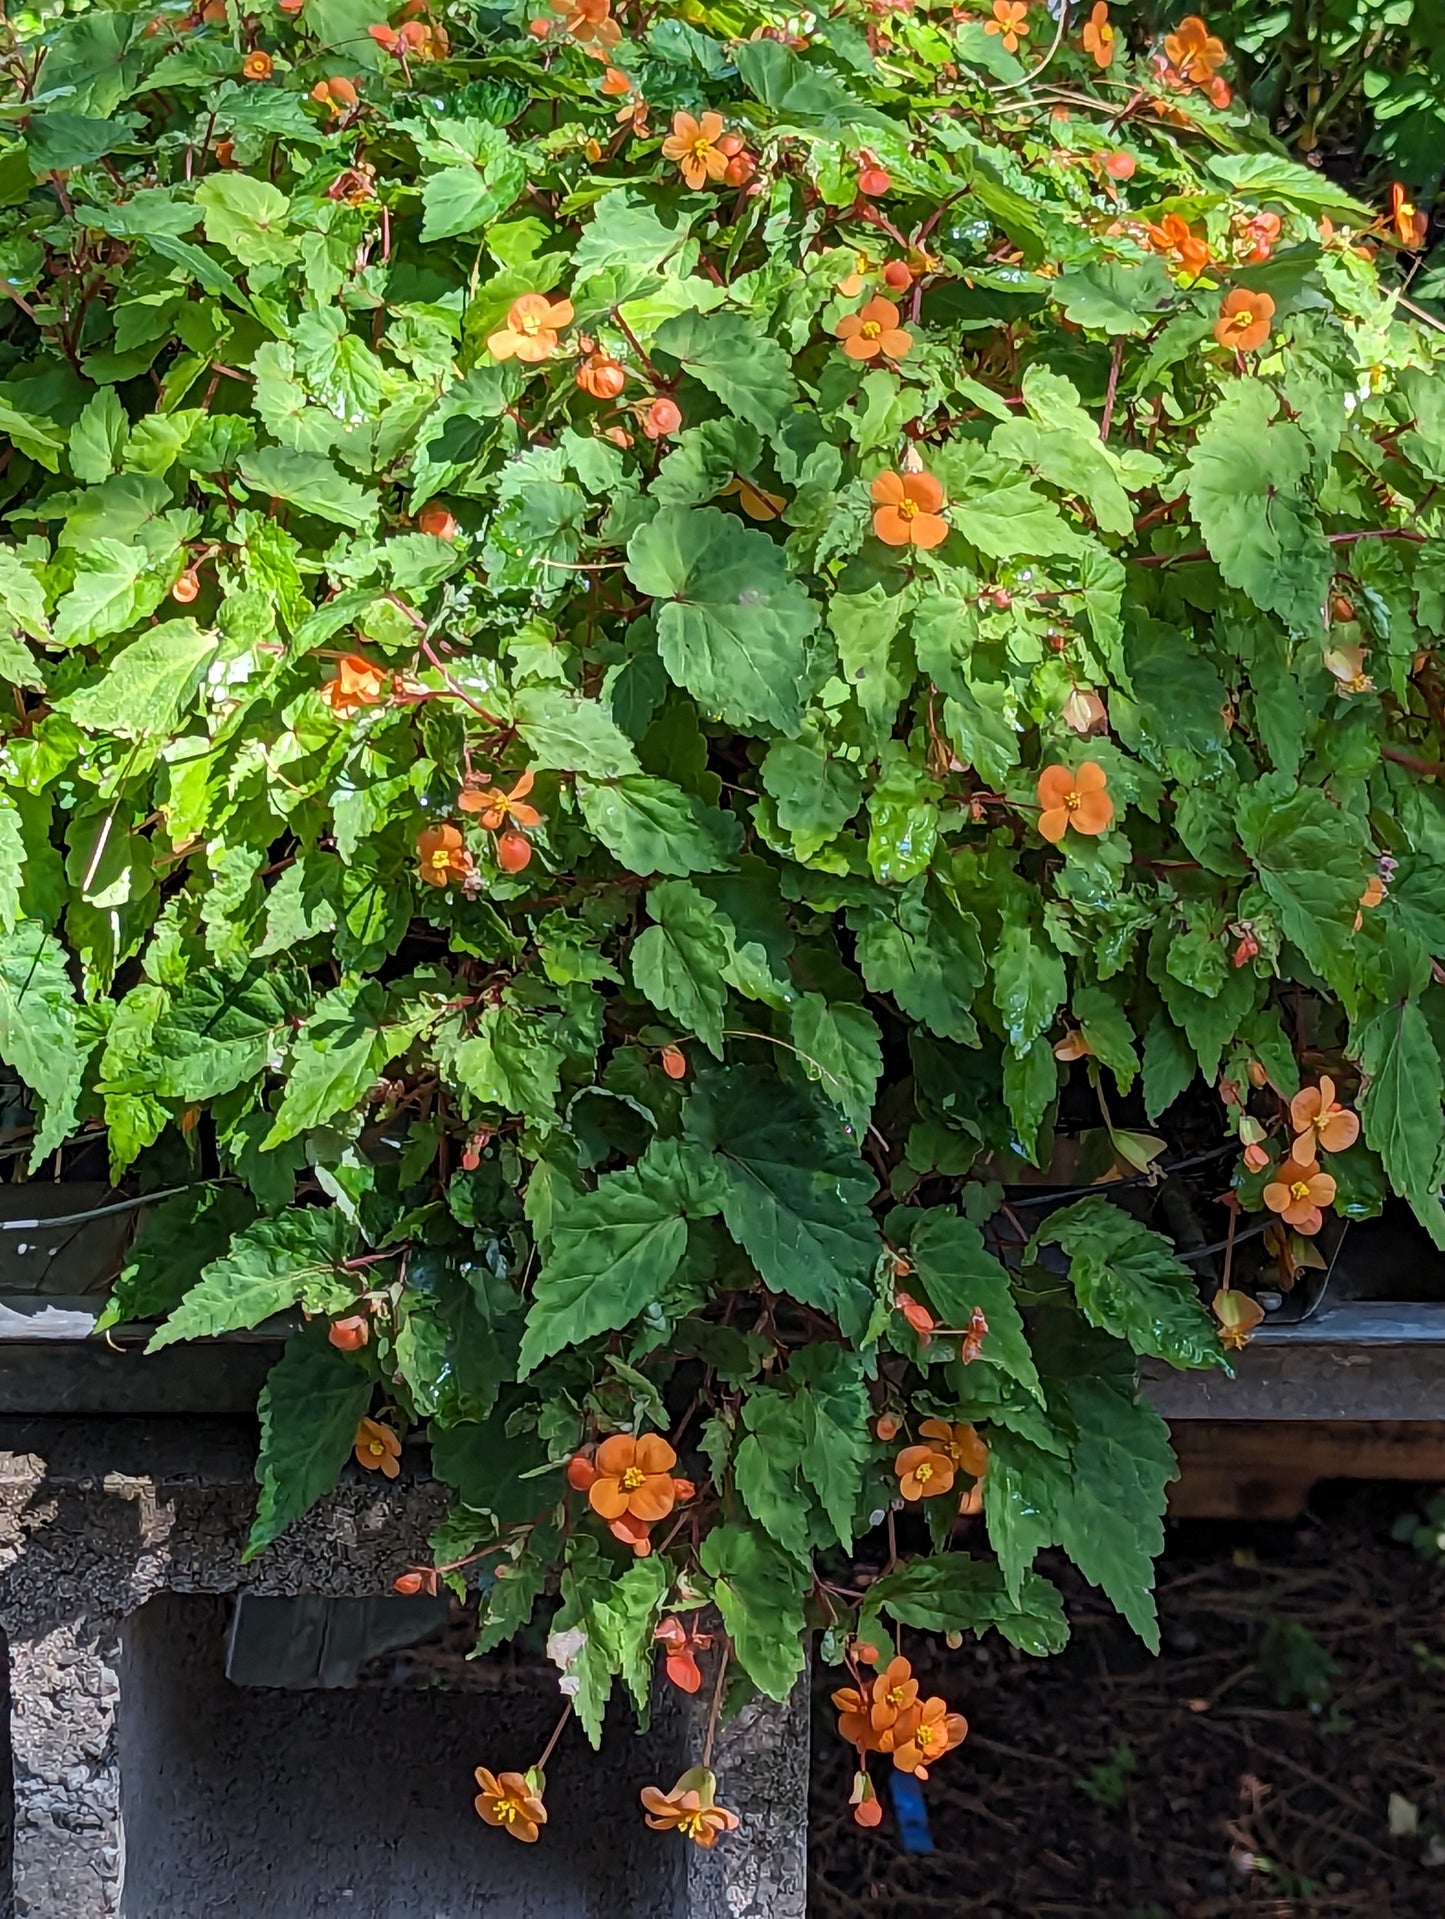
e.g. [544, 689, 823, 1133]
[0, 1419, 808, 1919]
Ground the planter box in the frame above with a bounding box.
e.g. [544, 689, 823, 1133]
[0, 1418, 807, 1919]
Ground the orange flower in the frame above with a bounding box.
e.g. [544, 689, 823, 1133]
[655, 1617, 712, 1694]
[601, 64, 632, 95]
[832, 1682, 876, 1749]
[1214, 286, 1274, 352]
[890, 1696, 968, 1777]
[475, 1768, 548, 1844]
[1144, 212, 1211, 277]
[1262, 1155, 1335, 1236]
[417, 504, 458, 539]
[1390, 182, 1428, 250]
[1359, 873, 1387, 911]
[587, 1432, 678, 1522]
[322, 653, 388, 718]
[834, 295, 913, 363]
[661, 110, 732, 190]
[468, 769, 543, 834]
[1213, 1287, 1264, 1351]
[868, 1656, 920, 1735]
[171, 570, 200, 604]
[1081, 1, 1116, 68]
[487, 293, 575, 363]
[551, 0, 620, 50]
[241, 49, 274, 79]
[641, 1767, 740, 1847]
[1036, 761, 1112, 842]
[417, 822, 474, 888]
[608, 1511, 655, 1556]
[871, 470, 948, 549]
[354, 1416, 401, 1477]
[1163, 13, 1226, 82]
[918, 1418, 988, 1479]
[660, 1044, 688, 1079]
[328, 1314, 369, 1351]
[1290, 1077, 1359, 1159]
[984, 0, 1030, 52]
[959, 1306, 988, 1364]
[894, 1442, 954, 1501]
[310, 74, 359, 113]
[577, 352, 627, 400]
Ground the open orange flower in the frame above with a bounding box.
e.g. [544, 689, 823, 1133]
[918, 1418, 989, 1479]
[984, 0, 1030, 52]
[241, 49, 274, 79]
[601, 64, 632, 95]
[1214, 286, 1274, 351]
[487, 293, 575, 363]
[662, 110, 738, 190]
[834, 296, 913, 362]
[641, 1767, 740, 1847]
[464, 769, 543, 833]
[1290, 1077, 1359, 1159]
[354, 1416, 401, 1477]
[869, 1656, 920, 1735]
[551, 0, 620, 50]
[1036, 762, 1112, 842]
[1390, 182, 1428, 249]
[894, 1442, 954, 1501]
[1144, 212, 1211, 277]
[417, 822, 474, 888]
[1081, 1, 1116, 68]
[871, 470, 948, 549]
[1213, 1287, 1265, 1351]
[1262, 1155, 1335, 1236]
[1238, 209, 1282, 263]
[1163, 13, 1226, 82]
[475, 1768, 548, 1844]
[587, 1432, 678, 1522]
[890, 1696, 969, 1777]
[832, 1682, 877, 1750]
[322, 653, 387, 718]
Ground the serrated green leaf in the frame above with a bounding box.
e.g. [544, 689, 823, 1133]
[0, 921, 88, 1165]
[238, 446, 378, 531]
[149, 1207, 357, 1350]
[577, 774, 742, 876]
[512, 684, 641, 779]
[654, 308, 798, 435]
[246, 1325, 373, 1560]
[700, 1521, 809, 1700]
[1032, 1197, 1225, 1371]
[904, 1208, 1041, 1398]
[862, 1553, 1067, 1656]
[630, 878, 732, 1056]
[788, 993, 881, 1138]
[57, 617, 216, 737]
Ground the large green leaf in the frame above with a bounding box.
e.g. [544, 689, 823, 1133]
[625, 505, 819, 734]
[903, 1208, 1041, 1397]
[861, 1553, 1068, 1656]
[1356, 1000, 1445, 1248]
[149, 1207, 357, 1350]
[788, 993, 882, 1138]
[630, 878, 732, 1055]
[684, 1069, 879, 1340]
[1236, 778, 1367, 994]
[0, 922, 88, 1165]
[1031, 1196, 1225, 1371]
[577, 775, 742, 876]
[653, 309, 799, 435]
[850, 879, 986, 1044]
[700, 1521, 810, 1700]
[238, 446, 378, 531]
[512, 685, 641, 779]
[246, 1326, 373, 1560]
[144, 963, 303, 1102]
[262, 980, 393, 1147]
[58, 618, 216, 738]
[1185, 380, 1331, 632]
[518, 1138, 726, 1372]
[52, 540, 164, 647]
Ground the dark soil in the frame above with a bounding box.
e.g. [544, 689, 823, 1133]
[809, 1490, 1445, 1918]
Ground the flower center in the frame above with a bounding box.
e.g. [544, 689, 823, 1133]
[1064, 789, 1082, 812]
[897, 497, 919, 520]
[689, 136, 714, 159]
[861, 320, 882, 339]
[496, 1797, 522, 1824]
[367, 1441, 385, 1457]
[917, 1723, 940, 1750]
[520, 313, 544, 335]
[886, 1684, 907, 1707]
[1290, 1180, 1311, 1202]
[1401, 199, 1418, 220]
[1233, 307, 1254, 329]
[621, 1465, 646, 1490]
[679, 1810, 709, 1838]
[428, 850, 450, 871]
[914, 1461, 933, 1484]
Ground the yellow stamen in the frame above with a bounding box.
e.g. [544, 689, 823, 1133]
[621, 1465, 646, 1490]
[1289, 1180, 1310, 1202]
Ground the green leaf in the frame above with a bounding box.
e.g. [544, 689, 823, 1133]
[1206, 152, 1371, 219]
[630, 878, 732, 1056]
[684, 1069, 879, 1340]
[572, 188, 691, 283]
[0, 547, 51, 648]
[1031, 1197, 1225, 1370]
[149, 1207, 357, 1350]
[851, 879, 986, 1044]
[735, 1388, 812, 1559]
[1069, 984, 1138, 1093]
[262, 980, 392, 1147]
[69, 387, 127, 483]
[1356, 1000, 1445, 1248]
[700, 1521, 809, 1700]
[57, 617, 217, 738]
[1236, 778, 1366, 994]
[790, 1343, 870, 1549]
[861, 1554, 1068, 1657]
[99, 1183, 256, 1331]
[195, 172, 296, 269]
[512, 684, 641, 779]
[1054, 258, 1173, 334]
[430, 1403, 562, 1528]
[447, 1002, 568, 1127]
[245, 1325, 372, 1560]
[420, 160, 524, 242]
[145, 963, 301, 1102]
[518, 1138, 725, 1372]
[0, 922, 88, 1165]
[788, 993, 881, 1138]
[52, 539, 162, 647]
[991, 913, 1067, 1051]
[577, 774, 742, 876]
[654, 309, 798, 436]
[759, 729, 862, 856]
[1185, 380, 1331, 633]
[625, 505, 819, 734]
[238, 446, 378, 531]
[903, 1208, 1041, 1398]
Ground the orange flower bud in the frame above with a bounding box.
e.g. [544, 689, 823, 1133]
[671, 1477, 696, 1502]
[171, 570, 200, 604]
[875, 1414, 900, 1442]
[566, 1451, 598, 1491]
[328, 1314, 369, 1351]
[857, 165, 890, 197]
[854, 1795, 884, 1828]
[855, 1643, 880, 1665]
[882, 259, 912, 290]
[660, 1044, 687, 1079]
[496, 828, 533, 874]
[577, 352, 627, 400]
[393, 1570, 425, 1595]
[1331, 594, 1356, 624]
[417, 504, 459, 539]
[642, 396, 682, 440]
[1246, 1059, 1268, 1088]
